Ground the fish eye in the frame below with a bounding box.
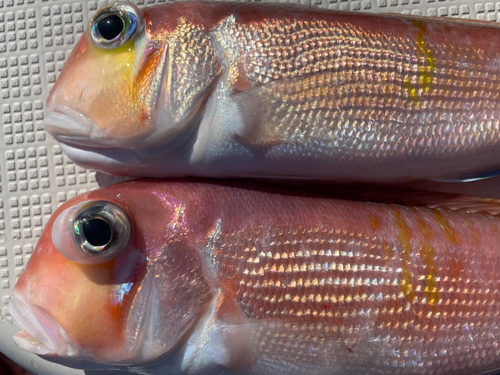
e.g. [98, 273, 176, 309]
[52, 200, 132, 265]
[82, 218, 113, 247]
[89, 2, 144, 50]
[73, 201, 130, 257]
[97, 15, 124, 41]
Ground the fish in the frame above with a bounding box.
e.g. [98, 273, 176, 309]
[44, 1, 500, 183]
[9, 178, 500, 374]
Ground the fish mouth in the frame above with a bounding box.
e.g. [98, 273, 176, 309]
[44, 105, 162, 150]
[43, 105, 115, 148]
[9, 292, 70, 356]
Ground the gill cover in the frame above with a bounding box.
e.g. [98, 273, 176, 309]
[163, 17, 222, 126]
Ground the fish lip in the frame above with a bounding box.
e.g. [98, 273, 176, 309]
[44, 106, 156, 150]
[9, 291, 68, 357]
[43, 105, 117, 148]
[44, 105, 93, 136]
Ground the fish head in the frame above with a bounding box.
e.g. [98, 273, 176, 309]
[45, 2, 166, 148]
[9, 181, 213, 364]
[44, 1, 222, 176]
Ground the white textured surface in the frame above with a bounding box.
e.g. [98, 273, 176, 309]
[0, 0, 498, 373]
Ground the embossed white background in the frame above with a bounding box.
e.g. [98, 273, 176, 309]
[0, 0, 499, 373]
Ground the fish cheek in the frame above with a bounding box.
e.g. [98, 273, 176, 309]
[77, 260, 117, 285]
[48, 35, 151, 140]
[82, 43, 145, 138]
[62, 249, 148, 360]
[40, 248, 142, 360]
[52, 262, 129, 359]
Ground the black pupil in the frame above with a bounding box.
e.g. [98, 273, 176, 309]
[97, 15, 124, 40]
[82, 218, 112, 247]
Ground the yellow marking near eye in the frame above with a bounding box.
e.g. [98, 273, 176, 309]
[87, 39, 148, 135]
[94, 40, 137, 85]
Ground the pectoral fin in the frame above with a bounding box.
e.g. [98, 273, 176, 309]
[139, 242, 213, 360]
[233, 72, 337, 148]
[232, 71, 407, 150]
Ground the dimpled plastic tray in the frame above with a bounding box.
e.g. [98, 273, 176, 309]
[0, 0, 498, 374]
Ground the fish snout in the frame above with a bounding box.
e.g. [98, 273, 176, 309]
[43, 105, 110, 146]
[44, 104, 159, 149]
[8, 292, 71, 356]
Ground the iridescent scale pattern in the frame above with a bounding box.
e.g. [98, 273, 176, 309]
[215, 204, 500, 374]
[221, 16, 500, 163]
[167, 19, 222, 124]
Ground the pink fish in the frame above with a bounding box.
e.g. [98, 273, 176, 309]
[44, 1, 500, 183]
[9, 179, 500, 374]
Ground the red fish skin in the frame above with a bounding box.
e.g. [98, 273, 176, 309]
[46, 1, 500, 182]
[11, 179, 500, 373]
[142, 1, 500, 44]
[143, 1, 500, 103]
[188, 181, 500, 374]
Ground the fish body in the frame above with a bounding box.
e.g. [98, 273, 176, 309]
[9, 179, 500, 374]
[46, 1, 500, 183]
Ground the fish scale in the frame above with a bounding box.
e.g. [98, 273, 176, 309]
[44, 1, 500, 181]
[9, 180, 500, 373]
[234, 19, 415, 84]
[219, 13, 500, 159]
[233, 58, 500, 159]
[210, 202, 500, 374]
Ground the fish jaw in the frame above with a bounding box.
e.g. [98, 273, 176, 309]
[55, 135, 197, 178]
[43, 105, 112, 147]
[9, 291, 79, 357]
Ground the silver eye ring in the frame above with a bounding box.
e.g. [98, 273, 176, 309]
[52, 200, 132, 265]
[89, 2, 144, 50]
[71, 201, 131, 260]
